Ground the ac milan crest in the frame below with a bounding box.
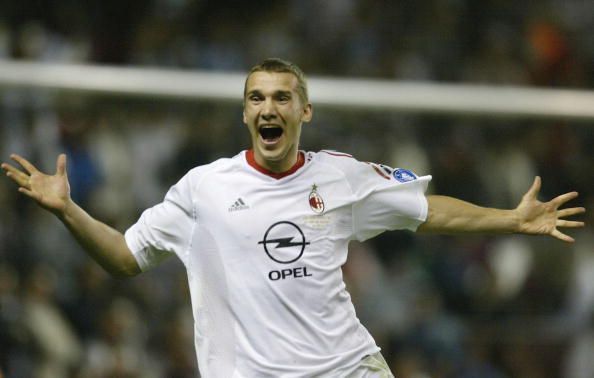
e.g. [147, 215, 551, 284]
[308, 184, 325, 214]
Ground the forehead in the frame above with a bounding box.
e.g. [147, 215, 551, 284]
[245, 71, 299, 94]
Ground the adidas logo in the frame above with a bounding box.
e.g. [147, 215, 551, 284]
[228, 198, 250, 212]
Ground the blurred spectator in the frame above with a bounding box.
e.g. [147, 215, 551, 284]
[21, 264, 81, 378]
[564, 315, 594, 378]
[0, 263, 26, 377]
[63, 261, 112, 340]
[81, 297, 157, 378]
[159, 308, 197, 378]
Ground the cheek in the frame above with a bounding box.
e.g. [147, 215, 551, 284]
[244, 107, 253, 118]
[288, 105, 304, 120]
[244, 109, 258, 125]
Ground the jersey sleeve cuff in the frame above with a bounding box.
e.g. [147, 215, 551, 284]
[124, 227, 152, 272]
[410, 175, 431, 232]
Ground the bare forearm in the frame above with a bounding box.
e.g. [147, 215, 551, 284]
[417, 195, 519, 234]
[58, 200, 141, 277]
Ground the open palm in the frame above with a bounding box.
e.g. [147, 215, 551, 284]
[515, 176, 585, 243]
[1, 154, 71, 215]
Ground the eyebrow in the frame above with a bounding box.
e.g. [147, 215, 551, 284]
[247, 89, 293, 97]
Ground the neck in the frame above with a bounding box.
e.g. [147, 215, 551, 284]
[256, 153, 296, 173]
[253, 143, 300, 173]
[247, 150, 305, 179]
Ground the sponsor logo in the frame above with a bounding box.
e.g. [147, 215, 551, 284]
[228, 198, 249, 212]
[258, 221, 310, 264]
[268, 267, 312, 281]
[393, 168, 417, 182]
[308, 184, 325, 213]
[258, 221, 313, 281]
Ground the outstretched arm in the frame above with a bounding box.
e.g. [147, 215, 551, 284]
[2, 154, 141, 277]
[417, 176, 585, 243]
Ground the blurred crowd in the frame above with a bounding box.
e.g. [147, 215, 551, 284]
[1, 1, 593, 377]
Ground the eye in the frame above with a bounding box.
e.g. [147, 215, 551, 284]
[249, 94, 262, 103]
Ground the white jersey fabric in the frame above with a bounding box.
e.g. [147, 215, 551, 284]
[125, 150, 431, 377]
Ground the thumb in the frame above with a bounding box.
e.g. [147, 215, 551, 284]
[56, 154, 67, 176]
[523, 176, 541, 200]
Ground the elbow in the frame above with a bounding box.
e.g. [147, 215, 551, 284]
[416, 220, 432, 234]
[110, 268, 140, 279]
[111, 249, 143, 278]
[416, 208, 440, 233]
[416, 219, 442, 234]
[103, 261, 142, 279]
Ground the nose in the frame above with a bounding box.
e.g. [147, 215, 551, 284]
[261, 98, 277, 121]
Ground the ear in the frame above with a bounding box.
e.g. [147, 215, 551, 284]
[301, 103, 313, 123]
[242, 109, 247, 124]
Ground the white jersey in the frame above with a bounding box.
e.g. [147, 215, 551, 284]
[125, 150, 431, 377]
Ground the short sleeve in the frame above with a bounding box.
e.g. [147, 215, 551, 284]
[350, 163, 431, 241]
[124, 173, 195, 271]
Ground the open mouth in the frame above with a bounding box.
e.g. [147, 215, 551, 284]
[258, 125, 283, 144]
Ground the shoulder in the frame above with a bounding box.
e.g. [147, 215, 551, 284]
[185, 154, 241, 179]
[309, 149, 430, 189]
[309, 150, 383, 178]
[309, 150, 360, 171]
[173, 154, 241, 193]
[306, 150, 388, 194]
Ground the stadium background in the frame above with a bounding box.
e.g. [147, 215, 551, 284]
[0, 1, 593, 377]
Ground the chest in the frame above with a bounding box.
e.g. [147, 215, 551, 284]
[194, 171, 353, 260]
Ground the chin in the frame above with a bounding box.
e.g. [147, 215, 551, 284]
[260, 150, 285, 162]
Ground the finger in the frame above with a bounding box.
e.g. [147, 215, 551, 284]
[10, 154, 39, 175]
[552, 192, 579, 207]
[2, 162, 26, 177]
[557, 207, 586, 218]
[3, 164, 30, 187]
[18, 186, 40, 201]
[524, 176, 541, 200]
[551, 229, 575, 243]
[56, 154, 67, 176]
[557, 219, 585, 228]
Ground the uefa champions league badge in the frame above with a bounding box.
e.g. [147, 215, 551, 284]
[308, 184, 325, 214]
[393, 168, 417, 183]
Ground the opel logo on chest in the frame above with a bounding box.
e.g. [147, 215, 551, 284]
[258, 221, 310, 264]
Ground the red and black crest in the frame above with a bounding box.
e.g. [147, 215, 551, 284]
[308, 184, 325, 214]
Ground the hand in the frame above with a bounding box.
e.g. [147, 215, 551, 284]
[515, 176, 586, 242]
[2, 154, 71, 216]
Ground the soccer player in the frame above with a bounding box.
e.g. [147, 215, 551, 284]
[2, 58, 586, 377]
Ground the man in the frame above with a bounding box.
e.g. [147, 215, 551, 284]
[1, 58, 586, 377]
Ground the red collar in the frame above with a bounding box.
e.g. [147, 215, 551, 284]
[246, 149, 305, 179]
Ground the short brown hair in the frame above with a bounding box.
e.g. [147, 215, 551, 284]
[244, 58, 309, 104]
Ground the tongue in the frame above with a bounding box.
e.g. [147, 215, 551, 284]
[262, 135, 281, 144]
